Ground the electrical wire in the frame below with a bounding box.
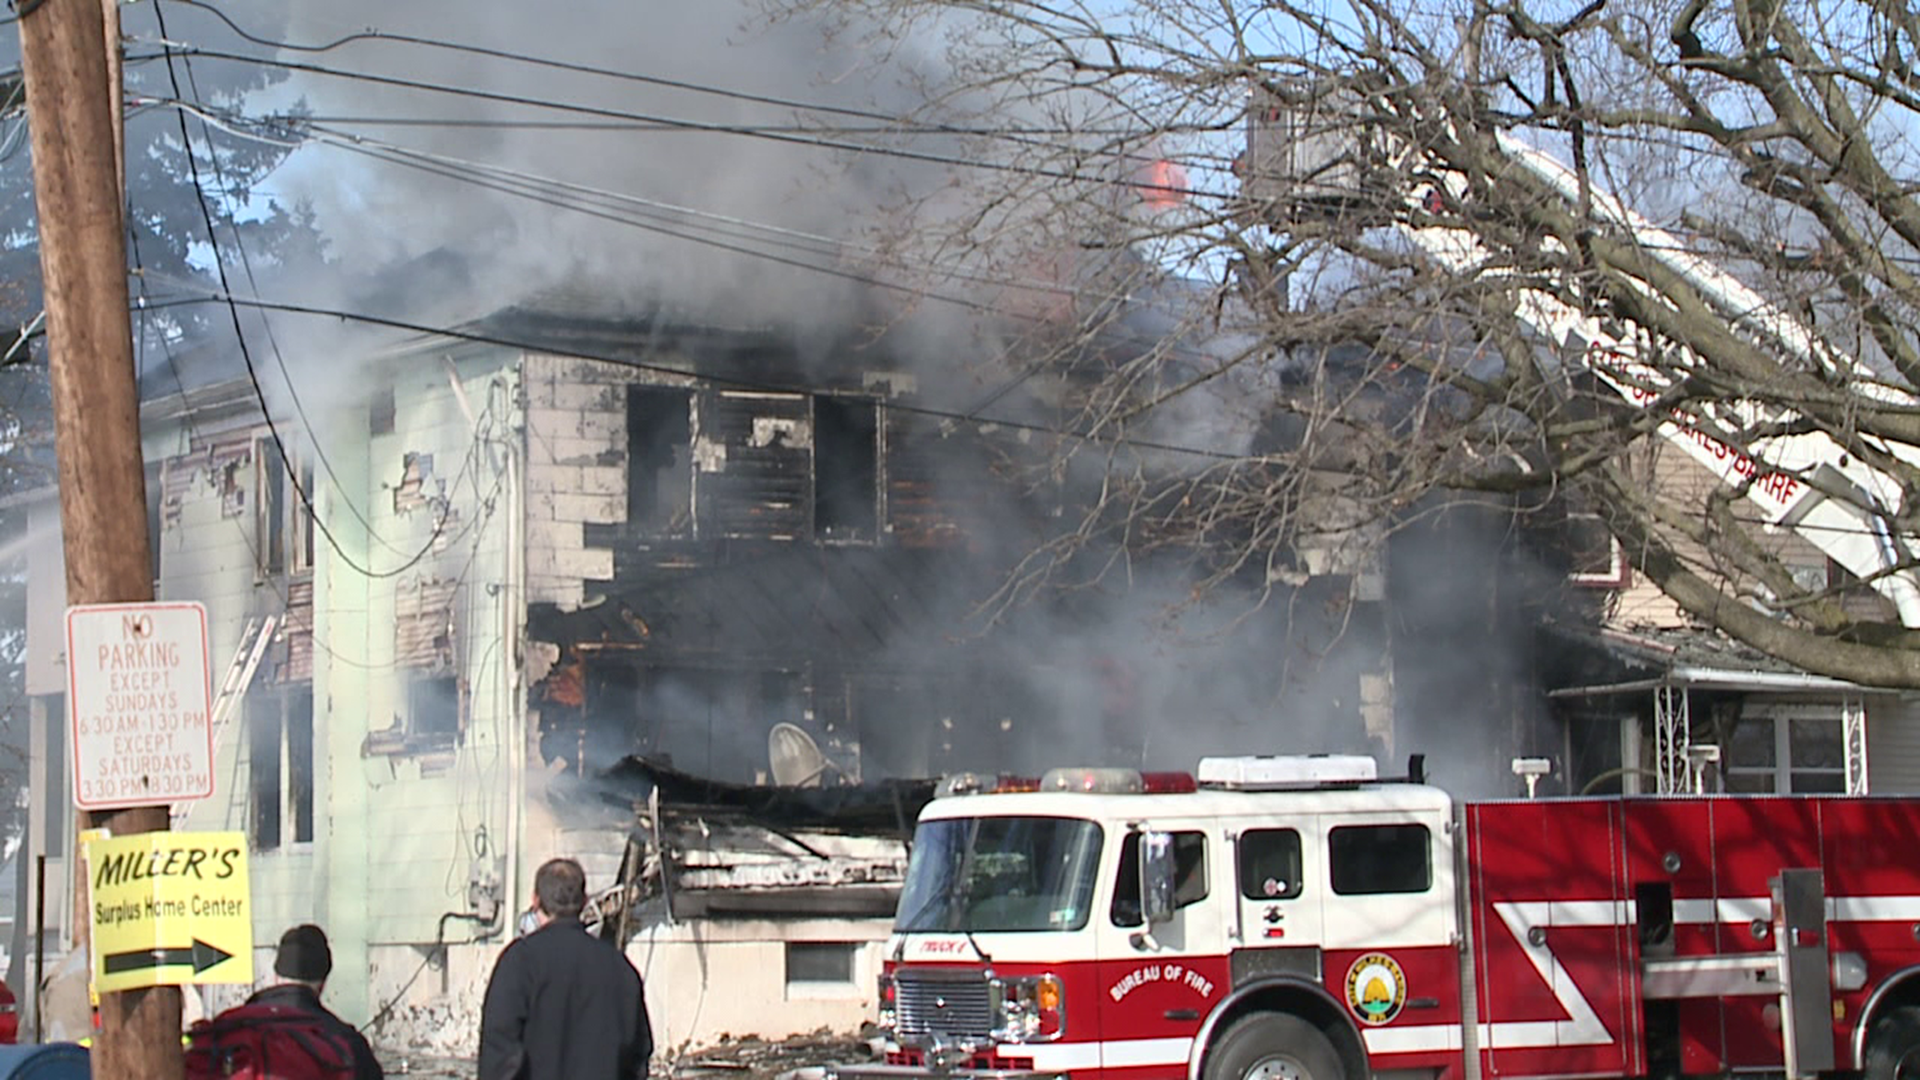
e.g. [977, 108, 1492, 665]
[134, 288, 1254, 462]
[155, 42, 419, 560]
[152, 0, 1236, 152]
[151, 4, 483, 581]
[140, 43, 1228, 203]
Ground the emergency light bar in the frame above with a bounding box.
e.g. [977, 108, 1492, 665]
[933, 769, 1200, 797]
[1196, 754, 1378, 789]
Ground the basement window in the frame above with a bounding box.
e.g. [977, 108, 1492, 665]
[627, 386, 694, 537]
[786, 942, 856, 987]
[813, 396, 879, 542]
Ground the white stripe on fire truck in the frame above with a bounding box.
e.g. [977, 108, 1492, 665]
[1671, 896, 1920, 925]
[1361, 895, 1920, 1059]
[1020, 1038, 1193, 1070]
[1490, 903, 1614, 1047]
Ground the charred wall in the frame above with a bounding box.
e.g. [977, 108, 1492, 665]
[521, 335, 1394, 792]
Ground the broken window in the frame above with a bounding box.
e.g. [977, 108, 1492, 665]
[370, 386, 396, 436]
[814, 396, 880, 542]
[1566, 512, 1626, 587]
[703, 391, 810, 538]
[627, 386, 694, 536]
[247, 684, 313, 851]
[256, 437, 315, 578]
[613, 666, 803, 783]
[409, 674, 462, 748]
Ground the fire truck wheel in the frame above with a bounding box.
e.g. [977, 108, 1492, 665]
[1866, 1005, 1920, 1080]
[1205, 1013, 1343, 1080]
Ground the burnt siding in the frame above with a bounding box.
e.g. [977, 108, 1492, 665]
[700, 391, 812, 540]
[886, 412, 996, 549]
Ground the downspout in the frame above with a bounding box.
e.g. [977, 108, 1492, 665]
[502, 373, 526, 933]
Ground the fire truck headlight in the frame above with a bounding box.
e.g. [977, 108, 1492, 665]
[991, 974, 1066, 1042]
[1833, 951, 1868, 992]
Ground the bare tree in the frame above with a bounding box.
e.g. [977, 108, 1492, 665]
[764, 0, 1920, 687]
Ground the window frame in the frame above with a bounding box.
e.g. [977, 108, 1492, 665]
[254, 436, 314, 580]
[1238, 827, 1304, 901]
[812, 394, 883, 544]
[1110, 829, 1209, 927]
[1724, 705, 1848, 794]
[247, 682, 316, 853]
[1328, 822, 1432, 896]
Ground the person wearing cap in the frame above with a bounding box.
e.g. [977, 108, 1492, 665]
[480, 857, 653, 1080]
[243, 923, 385, 1079]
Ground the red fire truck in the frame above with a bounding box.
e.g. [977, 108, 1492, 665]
[832, 755, 1920, 1080]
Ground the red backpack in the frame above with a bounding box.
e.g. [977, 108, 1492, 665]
[184, 1002, 358, 1080]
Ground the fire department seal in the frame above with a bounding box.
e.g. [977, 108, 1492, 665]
[1344, 953, 1406, 1026]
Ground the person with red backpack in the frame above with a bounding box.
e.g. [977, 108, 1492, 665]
[186, 923, 385, 1080]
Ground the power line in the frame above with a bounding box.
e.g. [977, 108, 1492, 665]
[292, 113, 1233, 138]
[151, 0, 1236, 153]
[150, 4, 468, 581]
[133, 288, 1253, 462]
[157, 31, 417, 560]
[147, 96, 1247, 416]
[141, 43, 1229, 203]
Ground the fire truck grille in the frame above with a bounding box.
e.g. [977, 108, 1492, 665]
[894, 972, 992, 1039]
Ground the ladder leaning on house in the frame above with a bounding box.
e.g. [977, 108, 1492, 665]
[170, 614, 277, 828]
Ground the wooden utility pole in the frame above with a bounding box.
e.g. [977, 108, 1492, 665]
[16, 0, 182, 1074]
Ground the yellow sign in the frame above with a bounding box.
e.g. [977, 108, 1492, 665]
[85, 831, 253, 993]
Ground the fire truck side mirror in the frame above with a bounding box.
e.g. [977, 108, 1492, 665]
[1141, 831, 1178, 925]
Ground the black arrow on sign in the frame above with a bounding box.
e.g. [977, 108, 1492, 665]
[102, 939, 233, 976]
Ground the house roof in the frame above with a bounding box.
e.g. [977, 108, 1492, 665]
[1546, 622, 1877, 697]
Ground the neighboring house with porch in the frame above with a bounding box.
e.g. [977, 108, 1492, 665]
[1545, 443, 1920, 797]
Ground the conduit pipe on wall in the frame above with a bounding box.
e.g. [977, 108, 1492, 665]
[501, 373, 527, 941]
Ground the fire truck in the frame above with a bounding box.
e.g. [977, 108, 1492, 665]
[831, 755, 1920, 1080]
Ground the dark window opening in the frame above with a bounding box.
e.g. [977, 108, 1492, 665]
[1238, 828, 1304, 900]
[1329, 823, 1430, 895]
[45, 694, 65, 858]
[146, 462, 162, 589]
[593, 666, 802, 783]
[1567, 512, 1626, 587]
[288, 688, 314, 844]
[1111, 830, 1208, 926]
[786, 942, 856, 985]
[248, 690, 283, 851]
[409, 675, 462, 747]
[258, 440, 287, 576]
[814, 396, 879, 541]
[297, 459, 315, 573]
[370, 386, 396, 436]
[627, 387, 694, 536]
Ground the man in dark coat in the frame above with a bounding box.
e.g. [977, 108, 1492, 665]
[479, 857, 654, 1080]
[238, 923, 385, 1079]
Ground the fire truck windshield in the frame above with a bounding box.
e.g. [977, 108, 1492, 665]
[896, 816, 1104, 933]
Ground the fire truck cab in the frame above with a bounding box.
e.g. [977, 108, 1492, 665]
[834, 755, 1920, 1080]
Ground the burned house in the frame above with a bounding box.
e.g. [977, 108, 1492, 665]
[17, 289, 1520, 1056]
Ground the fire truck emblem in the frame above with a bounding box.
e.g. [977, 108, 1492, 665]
[1344, 953, 1406, 1026]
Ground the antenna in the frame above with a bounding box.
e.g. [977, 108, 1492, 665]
[768, 722, 830, 788]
